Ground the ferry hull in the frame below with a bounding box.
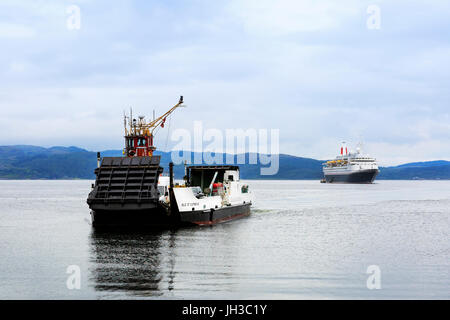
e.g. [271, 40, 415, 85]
[324, 169, 379, 184]
[91, 203, 251, 228]
[180, 203, 251, 226]
[90, 205, 174, 228]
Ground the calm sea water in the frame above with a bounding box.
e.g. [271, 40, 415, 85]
[0, 180, 448, 299]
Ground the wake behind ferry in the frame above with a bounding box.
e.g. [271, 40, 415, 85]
[86, 96, 252, 227]
[322, 142, 379, 183]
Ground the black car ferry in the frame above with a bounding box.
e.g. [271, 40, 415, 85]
[87, 97, 252, 227]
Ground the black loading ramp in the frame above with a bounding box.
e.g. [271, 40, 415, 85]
[87, 156, 163, 212]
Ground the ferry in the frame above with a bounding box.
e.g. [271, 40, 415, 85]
[86, 96, 252, 227]
[322, 142, 379, 183]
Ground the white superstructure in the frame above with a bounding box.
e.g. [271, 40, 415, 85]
[171, 167, 252, 213]
[322, 143, 379, 183]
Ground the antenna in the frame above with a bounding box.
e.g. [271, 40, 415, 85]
[130, 107, 133, 134]
[123, 110, 127, 135]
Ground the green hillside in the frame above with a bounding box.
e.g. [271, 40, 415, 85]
[0, 145, 449, 180]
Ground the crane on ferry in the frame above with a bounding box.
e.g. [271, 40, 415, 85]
[123, 96, 184, 157]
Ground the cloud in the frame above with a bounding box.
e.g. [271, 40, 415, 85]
[229, 0, 361, 35]
[0, 23, 35, 38]
[0, 0, 449, 165]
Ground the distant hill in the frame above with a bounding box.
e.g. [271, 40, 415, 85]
[0, 146, 323, 180]
[378, 161, 450, 180]
[395, 160, 450, 168]
[0, 145, 449, 180]
[0, 145, 96, 179]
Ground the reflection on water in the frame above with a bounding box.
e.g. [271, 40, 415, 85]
[89, 229, 178, 297]
[89, 223, 241, 299]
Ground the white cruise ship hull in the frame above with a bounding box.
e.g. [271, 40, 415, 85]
[324, 168, 379, 183]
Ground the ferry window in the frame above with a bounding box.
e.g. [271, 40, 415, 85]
[138, 138, 145, 146]
[228, 175, 234, 181]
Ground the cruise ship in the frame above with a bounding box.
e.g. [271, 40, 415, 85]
[322, 143, 379, 183]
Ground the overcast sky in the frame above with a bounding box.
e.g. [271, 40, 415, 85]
[1, 0, 449, 165]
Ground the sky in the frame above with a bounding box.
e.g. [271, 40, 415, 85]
[0, 0, 449, 165]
